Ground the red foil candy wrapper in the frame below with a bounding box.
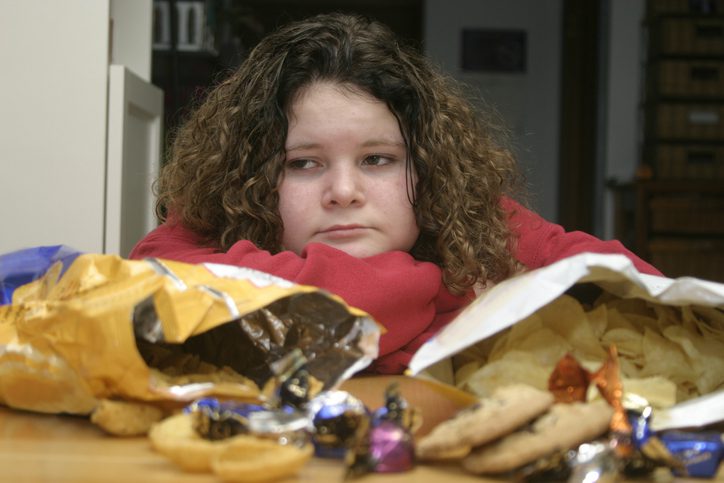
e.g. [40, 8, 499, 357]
[549, 348, 630, 436]
[589, 346, 631, 436]
[548, 353, 590, 403]
[549, 348, 633, 459]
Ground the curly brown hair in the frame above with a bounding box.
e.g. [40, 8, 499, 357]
[156, 12, 525, 295]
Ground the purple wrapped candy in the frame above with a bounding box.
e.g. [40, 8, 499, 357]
[660, 430, 724, 478]
[367, 384, 415, 473]
[345, 384, 416, 478]
[368, 419, 414, 473]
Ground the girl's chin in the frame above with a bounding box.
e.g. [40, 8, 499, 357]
[317, 240, 389, 259]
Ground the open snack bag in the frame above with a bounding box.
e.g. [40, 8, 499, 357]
[408, 252, 724, 432]
[0, 253, 380, 415]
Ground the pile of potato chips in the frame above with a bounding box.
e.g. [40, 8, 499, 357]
[453, 292, 724, 408]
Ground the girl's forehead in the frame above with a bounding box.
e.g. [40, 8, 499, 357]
[290, 81, 376, 109]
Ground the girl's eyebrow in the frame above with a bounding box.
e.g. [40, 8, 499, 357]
[361, 139, 405, 148]
[286, 138, 405, 152]
[285, 142, 320, 152]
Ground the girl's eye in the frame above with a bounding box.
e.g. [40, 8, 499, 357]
[362, 154, 393, 166]
[286, 159, 318, 170]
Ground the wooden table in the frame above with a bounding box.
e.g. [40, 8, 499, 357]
[0, 405, 719, 483]
[0, 405, 482, 483]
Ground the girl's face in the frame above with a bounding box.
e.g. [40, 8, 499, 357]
[277, 81, 420, 258]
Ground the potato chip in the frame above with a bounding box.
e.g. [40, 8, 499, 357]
[663, 325, 724, 394]
[601, 328, 644, 362]
[622, 377, 677, 409]
[538, 295, 608, 361]
[586, 303, 609, 339]
[455, 291, 724, 407]
[488, 313, 544, 361]
[454, 361, 482, 390]
[650, 305, 682, 331]
[586, 376, 676, 409]
[689, 306, 724, 340]
[618, 358, 642, 379]
[640, 328, 696, 396]
[511, 328, 572, 366]
[463, 351, 551, 397]
[603, 307, 639, 332]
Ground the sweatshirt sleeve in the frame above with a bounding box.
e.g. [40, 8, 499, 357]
[367, 284, 472, 374]
[503, 198, 663, 276]
[129, 221, 469, 358]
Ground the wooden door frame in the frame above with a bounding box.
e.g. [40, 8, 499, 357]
[558, 0, 601, 233]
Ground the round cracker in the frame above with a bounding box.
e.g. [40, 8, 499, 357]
[462, 400, 614, 474]
[416, 384, 554, 461]
[90, 399, 165, 436]
[148, 412, 228, 472]
[212, 439, 313, 482]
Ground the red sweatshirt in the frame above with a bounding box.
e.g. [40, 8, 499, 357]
[129, 199, 661, 373]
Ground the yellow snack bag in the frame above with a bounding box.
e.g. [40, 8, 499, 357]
[0, 254, 379, 414]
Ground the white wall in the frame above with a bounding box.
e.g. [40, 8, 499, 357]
[0, 2, 111, 254]
[0, 0, 154, 255]
[424, 0, 562, 221]
[111, 0, 154, 81]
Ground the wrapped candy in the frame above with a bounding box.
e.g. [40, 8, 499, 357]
[0, 245, 80, 305]
[659, 430, 724, 478]
[345, 383, 415, 477]
[627, 397, 722, 478]
[548, 353, 590, 404]
[188, 397, 265, 440]
[309, 390, 369, 458]
[187, 397, 310, 447]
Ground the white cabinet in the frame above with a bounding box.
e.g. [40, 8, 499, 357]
[0, 0, 162, 257]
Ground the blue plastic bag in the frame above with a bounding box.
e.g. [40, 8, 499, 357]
[0, 245, 82, 305]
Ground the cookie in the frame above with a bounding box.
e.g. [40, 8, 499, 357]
[415, 384, 554, 461]
[461, 399, 614, 474]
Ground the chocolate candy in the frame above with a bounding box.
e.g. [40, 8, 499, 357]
[188, 397, 309, 446]
[269, 349, 314, 410]
[660, 430, 724, 478]
[345, 383, 416, 477]
[345, 418, 415, 477]
[309, 390, 369, 458]
[246, 407, 311, 447]
[514, 442, 622, 482]
[568, 441, 620, 483]
[188, 398, 265, 440]
[372, 383, 417, 431]
[368, 419, 414, 473]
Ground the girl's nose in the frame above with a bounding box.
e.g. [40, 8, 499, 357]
[322, 165, 365, 207]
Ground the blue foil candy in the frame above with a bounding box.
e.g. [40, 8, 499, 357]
[660, 430, 724, 478]
[308, 390, 368, 459]
[0, 245, 81, 305]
